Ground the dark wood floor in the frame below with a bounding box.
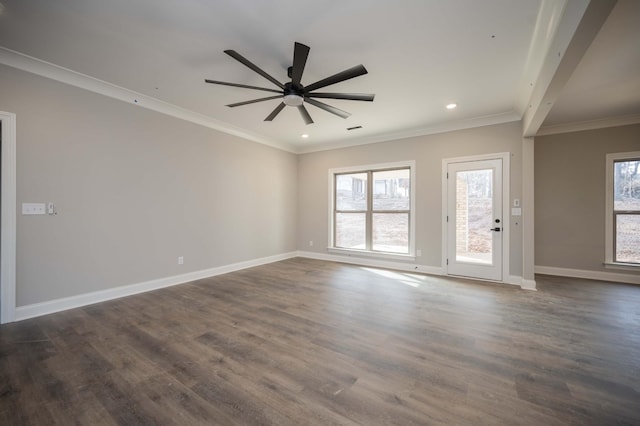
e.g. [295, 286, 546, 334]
[1, 258, 639, 425]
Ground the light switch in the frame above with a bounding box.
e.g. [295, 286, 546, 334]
[513, 199, 520, 207]
[22, 203, 46, 215]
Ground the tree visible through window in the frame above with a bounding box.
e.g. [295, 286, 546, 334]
[613, 158, 640, 264]
[333, 166, 411, 254]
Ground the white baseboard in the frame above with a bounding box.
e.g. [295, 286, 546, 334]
[298, 251, 535, 290]
[298, 250, 445, 277]
[505, 275, 538, 291]
[535, 265, 640, 285]
[505, 275, 537, 290]
[521, 279, 538, 291]
[14, 251, 544, 323]
[14, 252, 297, 322]
[505, 275, 521, 286]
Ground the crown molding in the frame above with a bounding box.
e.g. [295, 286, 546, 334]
[536, 113, 640, 136]
[295, 111, 522, 154]
[0, 47, 297, 153]
[3, 46, 568, 154]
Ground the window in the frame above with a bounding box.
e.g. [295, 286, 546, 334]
[331, 162, 414, 257]
[605, 152, 640, 266]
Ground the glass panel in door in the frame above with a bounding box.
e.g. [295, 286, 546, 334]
[455, 169, 493, 265]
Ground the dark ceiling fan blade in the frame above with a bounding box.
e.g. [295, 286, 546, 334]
[264, 102, 286, 121]
[306, 92, 375, 102]
[291, 42, 310, 86]
[224, 50, 285, 90]
[304, 64, 368, 92]
[305, 98, 351, 119]
[227, 95, 283, 108]
[205, 79, 282, 94]
[297, 105, 313, 125]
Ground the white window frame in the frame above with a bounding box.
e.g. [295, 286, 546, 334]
[328, 161, 416, 260]
[605, 151, 640, 268]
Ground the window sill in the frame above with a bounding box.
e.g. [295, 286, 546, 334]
[604, 262, 639, 271]
[328, 247, 416, 262]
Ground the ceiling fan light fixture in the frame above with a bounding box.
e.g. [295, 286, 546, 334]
[283, 94, 304, 106]
[446, 103, 457, 110]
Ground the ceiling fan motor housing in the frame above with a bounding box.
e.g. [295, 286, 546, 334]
[283, 82, 304, 106]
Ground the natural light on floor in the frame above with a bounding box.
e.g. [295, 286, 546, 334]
[360, 267, 427, 287]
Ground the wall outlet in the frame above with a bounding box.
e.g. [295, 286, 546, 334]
[178, 256, 184, 265]
[416, 249, 422, 257]
[309, 240, 314, 247]
[22, 203, 46, 215]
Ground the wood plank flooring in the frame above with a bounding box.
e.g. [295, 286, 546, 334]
[1, 257, 639, 425]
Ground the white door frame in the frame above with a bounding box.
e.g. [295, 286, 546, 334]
[442, 152, 510, 282]
[1, 111, 17, 323]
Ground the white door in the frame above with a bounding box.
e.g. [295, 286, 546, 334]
[446, 159, 503, 281]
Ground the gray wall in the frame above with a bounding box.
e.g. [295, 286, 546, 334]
[297, 121, 524, 276]
[0, 64, 298, 306]
[535, 124, 640, 274]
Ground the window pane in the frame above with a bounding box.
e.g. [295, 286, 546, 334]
[616, 214, 640, 263]
[336, 213, 366, 249]
[372, 169, 410, 210]
[336, 173, 367, 211]
[614, 160, 640, 210]
[372, 213, 408, 253]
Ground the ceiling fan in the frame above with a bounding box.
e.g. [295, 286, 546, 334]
[205, 42, 375, 125]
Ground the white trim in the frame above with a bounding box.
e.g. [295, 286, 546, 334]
[14, 252, 297, 322]
[521, 0, 614, 137]
[441, 153, 511, 283]
[327, 247, 415, 262]
[535, 265, 640, 285]
[603, 262, 640, 271]
[297, 112, 521, 154]
[536, 113, 640, 136]
[328, 160, 416, 256]
[522, 137, 536, 289]
[0, 111, 17, 324]
[299, 251, 530, 290]
[521, 279, 538, 291]
[505, 275, 523, 286]
[298, 250, 444, 276]
[0, 47, 296, 154]
[604, 151, 640, 265]
[0, 47, 524, 156]
[515, 0, 569, 116]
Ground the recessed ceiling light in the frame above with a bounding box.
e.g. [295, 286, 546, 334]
[446, 103, 457, 110]
[301, 134, 309, 139]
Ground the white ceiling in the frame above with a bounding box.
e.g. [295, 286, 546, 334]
[0, 0, 638, 152]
